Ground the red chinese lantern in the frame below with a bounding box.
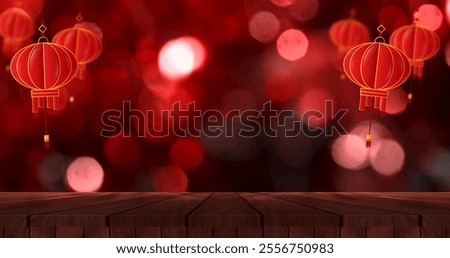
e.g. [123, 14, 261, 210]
[343, 37, 411, 146]
[390, 22, 440, 80]
[329, 18, 371, 55]
[10, 37, 78, 114]
[53, 23, 103, 79]
[0, 7, 35, 57]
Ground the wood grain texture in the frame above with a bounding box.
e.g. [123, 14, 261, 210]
[239, 193, 339, 227]
[30, 193, 178, 227]
[110, 193, 211, 227]
[188, 227, 212, 238]
[0, 192, 449, 238]
[238, 227, 263, 238]
[310, 193, 449, 227]
[270, 193, 418, 227]
[189, 193, 260, 228]
[4, 227, 28, 238]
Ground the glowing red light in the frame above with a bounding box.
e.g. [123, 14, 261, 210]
[158, 36, 206, 80]
[103, 136, 143, 169]
[385, 87, 408, 115]
[170, 138, 205, 171]
[66, 157, 104, 192]
[151, 166, 188, 192]
[265, 71, 300, 103]
[416, 4, 444, 31]
[447, 0, 450, 25]
[297, 88, 336, 127]
[378, 5, 409, 33]
[446, 39, 450, 67]
[370, 139, 405, 176]
[248, 11, 280, 43]
[277, 29, 309, 61]
[288, 0, 319, 22]
[271, 0, 294, 7]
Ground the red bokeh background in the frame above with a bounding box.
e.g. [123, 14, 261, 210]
[0, 0, 449, 192]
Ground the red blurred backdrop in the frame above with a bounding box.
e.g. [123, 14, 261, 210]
[0, 0, 449, 192]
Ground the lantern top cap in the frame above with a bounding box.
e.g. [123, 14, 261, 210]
[37, 36, 49, 43]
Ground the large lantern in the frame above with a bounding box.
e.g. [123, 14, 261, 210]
[53, 23, 103, 79]
[10, 37, 78, 113]
[329, 18, 371, 55]
[343, 36, 411, 146]
[0, 7, 35, 57]
[390, 21, 440, 80]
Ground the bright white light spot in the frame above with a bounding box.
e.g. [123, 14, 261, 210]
[66, 157, 104, 192]
[277, 29, 309, 61]
[158, 36, 206, 80]
[248, 11, 280, 43]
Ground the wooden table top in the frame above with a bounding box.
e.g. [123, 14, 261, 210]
[0, 192, 449, 238]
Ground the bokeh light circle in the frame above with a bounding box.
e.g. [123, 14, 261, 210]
[271, 0, 294, 7]
[416, 4, 444, 31]
[169, 138, 205, 171]
[288, 0, 319, 22]
[331, 134, 371, 170]
[66, 157, 104, 192]
[370, 139, 405, 176]
[151, 166, 188, 192]
[248, 11, 280, 43]
[277, 29, 309, 61]
[158, 36, 206, 80]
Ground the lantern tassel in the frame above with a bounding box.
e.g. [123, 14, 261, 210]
[408, 77, 414, 104]
[366, 133, 372, 148]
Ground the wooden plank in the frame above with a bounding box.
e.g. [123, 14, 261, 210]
[111, 227, 135, 238]
[136, 227, 161, 238]
[188, 227, 212, 238]
[395, 227, 420, 238]
[30, 193, 178, 227]
[214, 227, 237, 238]
[189, 193, 260, 228]
[271, 193, 418, 228]
[239, 193, 339, 228]
[288, 227, 315, 238]
[0, 193, 121, 227]
[367, 227, 395, 238]
[311, 193, 450, 229]
[238, 228, 263, 238]
[315, 228, 340, 238]
[4, 227, 28, 238]
[162, 227, 186, 238]
[340, 227, 366, 238]
[422, 227, 446, 238]
[110, 193, 211, 238]
[30, 227, 55, 238]
[84, 227, 109, 238]
[56, 227, 84, 238]
[264, 227, 289, 238]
